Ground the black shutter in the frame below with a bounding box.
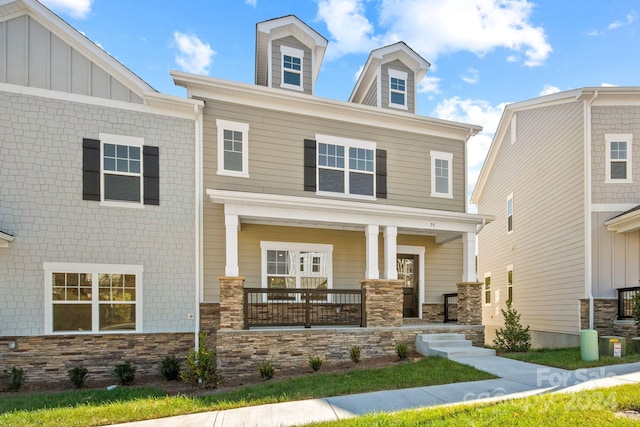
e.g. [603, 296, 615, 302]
[376, 149, 387, 199]
[143, 146, 160, 205]
[82, 138, 101, 201]
[304, 139, 316, 192]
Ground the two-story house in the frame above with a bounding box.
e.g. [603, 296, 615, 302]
[0, 0, 202, 382]
[472, 87, 640, 348]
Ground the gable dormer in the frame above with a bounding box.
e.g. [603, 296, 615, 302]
[255, 15, 327, 95]
[349, 42, 430, 114]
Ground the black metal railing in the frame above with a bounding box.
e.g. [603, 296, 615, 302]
[443, 292, 458, 323]
[243, 288, 365, 329]
[617, 286, 640, 319]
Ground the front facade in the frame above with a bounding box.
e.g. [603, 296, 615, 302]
[472, 88, 640, 348]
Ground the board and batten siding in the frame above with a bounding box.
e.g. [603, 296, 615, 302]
[477, 101, 586, 340]
[381, 60, 415, 113]
[272, 36, 312, 94]
[0, 14, 142, 103]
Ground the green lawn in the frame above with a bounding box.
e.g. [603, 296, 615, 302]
[0, 357, 495, 427]
[502, 347, 640, 370]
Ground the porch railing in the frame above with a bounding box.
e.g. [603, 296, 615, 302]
[617, 286, 640, 320]
[243, 288, 365, 329]
[443, 292, 458, 323]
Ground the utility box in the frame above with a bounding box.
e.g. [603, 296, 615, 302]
[598, 336, 626, 358]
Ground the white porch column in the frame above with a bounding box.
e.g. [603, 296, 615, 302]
[462, 232, 477, 282]
[365, 225, 379, 279]
[225, 214, 240, 276]
[383, 226, 398, 280]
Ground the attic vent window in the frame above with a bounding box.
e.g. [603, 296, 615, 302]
[388, 69, 408, 109]
[280, 46, 304, 91]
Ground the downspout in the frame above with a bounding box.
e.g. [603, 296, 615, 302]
[194, 102, 204, 350]
[585, 90, 598, 330]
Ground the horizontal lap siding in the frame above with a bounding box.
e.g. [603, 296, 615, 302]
[477, 101, 585, 336]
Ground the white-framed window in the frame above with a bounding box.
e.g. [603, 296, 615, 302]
[317, 134, 376, 199]
[44, 262, 143, 334]
[280, 45, 304, 91]
[507, 193, 513, 233]
[430, 151, 453, 198]
[507, 265, 513, 303]
[388, 69, 408, 109]
[605, 134, 632, 183]
[484, 273, 491, 304]
[217, 119, 249, 177]
[100, 133, 144, 207]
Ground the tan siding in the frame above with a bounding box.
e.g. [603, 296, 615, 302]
[272, 36, 312, 94]
[362, 80, 377, 106]
[255, 32, 269, 87]
[477, 101, 586, 337]
[381, 60, 415, 113]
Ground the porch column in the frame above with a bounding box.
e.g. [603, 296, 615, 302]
[365, 225, 379, 279]
[383, 226, 398, 280]
[225, 214, 239, 276]
[461, 232, 477, 282]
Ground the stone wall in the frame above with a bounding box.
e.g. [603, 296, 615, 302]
[421, 303, 458, 323]
[219, 277, 245, 330]
[456, 282, 482, 325]
[361, 279, 403, 327]
[580, 299, 637, 343]
[0, 333, 193, 385]
[216, 325, 485, 380]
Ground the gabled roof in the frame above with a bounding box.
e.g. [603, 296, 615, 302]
[0, 230, 14, 247]
[349, 42, 430, 104]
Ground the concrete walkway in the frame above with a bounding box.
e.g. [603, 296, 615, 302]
[110, 357, 640, 427]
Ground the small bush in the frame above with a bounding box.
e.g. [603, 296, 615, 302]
[3, 367, 25, 392]
[181, 332, 221, 389]
[68, 365, 88, 389]
[396, 341, 409, 361]
[159, 356, 181, 381]
[632, 291, 640, 335]
[308, 355, 323, 372]
[258, 360, 275, 381]
[494, 300, 531, 352]
[114, 361, 136, 386]
[350, 345, 361, 363]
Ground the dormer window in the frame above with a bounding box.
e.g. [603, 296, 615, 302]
[281, 46, 304, 91]
[389, 69, 407, 109]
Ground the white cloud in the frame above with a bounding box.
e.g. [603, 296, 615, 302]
[601, 82, 617, 87]
[608, 12, 637, 30]
[42, 0, 92, 19]
[245, 0, 257, 6]
[418, 75, 441, 94]
[462, 68, 479, 84]
[317, 0, 380, 59]
[173, 31, 216, 75]
[353, 65, 365, 82]
[539, 84, 560, 96]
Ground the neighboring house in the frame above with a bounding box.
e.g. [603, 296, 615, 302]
[173, 15, 492, 374]
[0, 0, 202, 381]
[472, 87, 640, 348]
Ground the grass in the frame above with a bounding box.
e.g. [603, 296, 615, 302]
[307, 383, 640, 426]
[502, 347, 640, 370]
[0, 357, 495, 427]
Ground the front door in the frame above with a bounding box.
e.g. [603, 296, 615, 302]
[397, 254, 418, 318]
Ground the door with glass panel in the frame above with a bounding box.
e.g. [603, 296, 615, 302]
[397, 254, 418, 318]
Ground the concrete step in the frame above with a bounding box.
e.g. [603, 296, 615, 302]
[417, 333, 467, 343]
[424, 339, 472, 348]
[429, 346, 497, 358]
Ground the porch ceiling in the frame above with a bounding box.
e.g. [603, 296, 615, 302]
[604, 204, 640, 233]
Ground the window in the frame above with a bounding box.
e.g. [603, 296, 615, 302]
[606, 134, 632, 183]
[44, 262, 142, 334]
[430, 151, 453, 198]
[507, 265, 513, 303]
[507, 193, 513, 233]
[484, 273, 491, 304]
[388, 69, 408, 109]
[317, 135, 376, 198]
[280, 45, 304, 91]
[82, 134, 159, 207]
[217, 119, 249, 177]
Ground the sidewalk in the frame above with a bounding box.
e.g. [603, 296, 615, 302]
[110, 357, 640, 427]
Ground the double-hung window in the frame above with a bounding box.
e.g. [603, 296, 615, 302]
[389, 69, 408, 109]
[281, 45, 304, 91]
[507, 193, 513, 233]
[605, 134, 632, 183]
[507, 265, 513, 303]
[217, 119, 249, 177]
[484, 273, 491, 304]
[430, 151, 453, 198]
[44, 262, 142, 334]
[317, 135, 375, 198]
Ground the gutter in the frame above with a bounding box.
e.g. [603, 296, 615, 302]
[586, 90, 598, 330]
[194, 103, 204, 351]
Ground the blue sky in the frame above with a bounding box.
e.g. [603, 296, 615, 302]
[42, 0, 640, 200]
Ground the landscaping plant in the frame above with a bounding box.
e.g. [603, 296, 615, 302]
[257, 360, 275, 381]
[350, 345, 361, 363]
[181, 332, 221, 389]
[308, 355, 323, 372]
[633, 291, 640, 335]
[395, 341, 409, 361]
[114, 361, 136, 386]
[68, 365, 88, 389]
[3, 366, 25, 392]
[493, 300, 531, 352]
[159, 356, 181, 381]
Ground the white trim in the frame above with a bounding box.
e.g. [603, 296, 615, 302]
[507, 193, 513, 234]
[98, 133, 145, 207]
[365, 225, 380, 279]
[194, 104, 204, 348]
[280, 45, 304, 92]
[383, 226, 398, 280]
[510, 114, 517, 145]
[0, 231, 14, 248]
[397, 245, 425, 319]
[224, 214, 240, 276]
[605, 134, 633, 183]
[43, 262, 143, 335]
[260, 241, 333, 292]
[430, 151, 453, 198]
[216, 119, 250, 177]
[388, 68, 408, 110]
[591, 203, 638, 212]
[462, 232, 477, 282]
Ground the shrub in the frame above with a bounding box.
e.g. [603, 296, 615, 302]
[114, 361, 136, 386]
[494, 300, 531, 352]
[632, 291, 640, 335]
[395, 341, 409, 361]
[68, 365, 88, 389]
[258, 360, 275, 381]
[181, 332, 221, 389]
[3, 367, 25, 392]
[308, 355, 323, 372]
[350, 345, 361, 363]
[159, 356, 181, 381]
